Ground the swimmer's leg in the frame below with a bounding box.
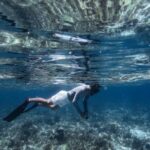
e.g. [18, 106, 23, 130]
[28, 97, 52, 107]
[3, 99, 29, 122]
[28, 97, 49, 103]
[28, 97, 59, 110]
[3, 97, 58, 122]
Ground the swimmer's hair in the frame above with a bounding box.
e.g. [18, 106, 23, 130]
[89, 82, 101, 95]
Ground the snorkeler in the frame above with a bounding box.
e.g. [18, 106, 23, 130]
[3, 83, 100, 122]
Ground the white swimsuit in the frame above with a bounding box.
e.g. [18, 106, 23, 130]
[48, 84, 90, 107]
[48, 90, 69, 107]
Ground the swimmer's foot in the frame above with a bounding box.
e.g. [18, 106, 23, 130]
[3, 99, 29, 122]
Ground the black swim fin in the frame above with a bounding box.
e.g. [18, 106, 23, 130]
[3, 100, 29, 122]
[24, 103, 38, 113]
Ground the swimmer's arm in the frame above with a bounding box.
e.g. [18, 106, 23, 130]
[72, 91, 84, 117]
[73, 102, 83, 117]
[72, 86, 88, 103]
[72, 88, 89, 118]
[82, 95, 90, 119]
[72, 91, 81, 103]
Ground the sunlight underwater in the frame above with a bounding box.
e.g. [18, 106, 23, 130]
[0, 0, 150, 150]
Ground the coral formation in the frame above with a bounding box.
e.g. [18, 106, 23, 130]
[0, 107, 150, 150]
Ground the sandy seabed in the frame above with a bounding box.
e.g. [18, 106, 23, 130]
[0, 107, 150, 150]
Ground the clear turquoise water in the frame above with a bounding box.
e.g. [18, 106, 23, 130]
[0, 1, 150, 149]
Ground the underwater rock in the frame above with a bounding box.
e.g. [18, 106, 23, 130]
[143, 142, 150, 150]
[92, 137, 112, 150]
[105, 122, 122, 134]
[132, 137, 145, 150]
[54, 128, 65, 143]
[130, 128, 150, 141]
[19, 121, 38, 141]
[51, 144, 68, 150]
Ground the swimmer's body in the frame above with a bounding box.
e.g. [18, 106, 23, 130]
[3, 83, 100, 122]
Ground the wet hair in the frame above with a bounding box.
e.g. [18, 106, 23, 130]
[89, 83, 101, 95]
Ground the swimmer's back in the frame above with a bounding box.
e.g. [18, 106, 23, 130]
[68, 84, 90, 96]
